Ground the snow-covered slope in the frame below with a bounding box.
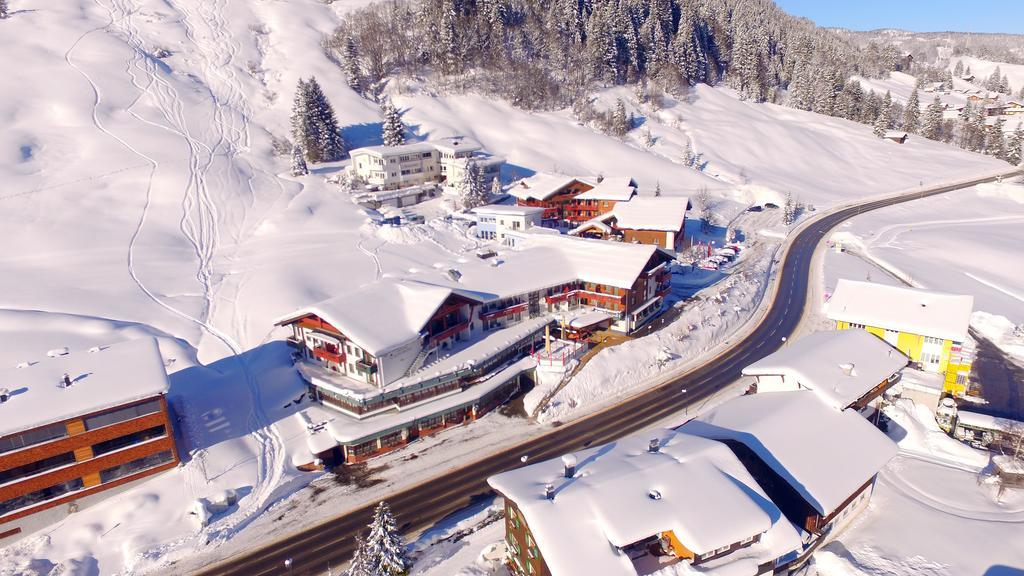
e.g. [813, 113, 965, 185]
[948, 55, 1024, 94]
[0, 0, 1015, 573]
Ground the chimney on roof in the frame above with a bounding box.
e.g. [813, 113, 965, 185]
[649, 438, 660, 453]
[62, 373, 72, 388]
[562, 453, 577, 478]
[544, 483, 555, 500]
[0, 388, 9, 403]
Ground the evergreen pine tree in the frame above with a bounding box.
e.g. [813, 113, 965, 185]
[381, 100, 405, 147]
[654, 181, 662, 197]
[306, 77, 345, 162]
[346, 535, 374, 576]
[457, 159, 487, 210]
[953, 60, 963, 77]
[343, 35, 362, 93]
[965, 65, 972, 76]
[611, 99, 629, 137]
[491, 176, 502, 198]
[973, 104, 988, 152]
[364, 501, 409, 576]
[873, 91, 893, 138]
[987, 66, 1003, 92]
[290, 79, 319, 161]
[989, 118, 1007, 159]
[1007, 124, 1023, 166]
[291, 145, 308, 176]
[0, 0, 9, 19]
[683, 142, 695, 167]
[783, 191, 795, 225]
[922, 96, 944, 140]
[903, 88, 920, 133]
[1019, 86, 1024, 100]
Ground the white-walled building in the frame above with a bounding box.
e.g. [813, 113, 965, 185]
[471, 205, 545, 246]
[349, 137, 504, 199]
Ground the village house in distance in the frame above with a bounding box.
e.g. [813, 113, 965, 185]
[348, 136, 504, 208]
[276, 234, 673, 466]
[490, 389, 896, 576]
[826, 279, 975, 396]
[0, 339, 179, 545]
[570, 196, 691, 251]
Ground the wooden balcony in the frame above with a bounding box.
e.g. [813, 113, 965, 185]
[480, 302, 528, 321]
[312, 347, 345, 364]
[429, 320, 470, 344]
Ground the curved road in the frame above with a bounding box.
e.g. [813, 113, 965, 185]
[198, 170, 1019, 576]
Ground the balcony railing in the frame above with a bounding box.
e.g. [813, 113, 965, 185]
[355, 359, 377, 374]
[429, 320, 470, 344]
[312, 347, 345, 364]
[480, 302, 528, 321]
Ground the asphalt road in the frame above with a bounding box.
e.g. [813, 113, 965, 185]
[197, 171, 1019, 576]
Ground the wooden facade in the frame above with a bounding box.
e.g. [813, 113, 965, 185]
[0, 395, 179, 528]
[516, 180, 594, 224]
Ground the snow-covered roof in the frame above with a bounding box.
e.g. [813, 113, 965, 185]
[566, 310, 612, 329]
[610, 197, 690, 232]
[0, 338, 169, 437]
[471, 204, 545, 217]
[488, 429, 800, 576]
[509, 173, 583, 201]
[431, 136, 483, 154]
[529, 234, 663, 291]
[956, 409, 1020, 432]
[742, 329, 908, 410]
[573, 177, 638, 201]
[349, 141, 437, 157]
[826, 279, 973, 342]
[568, 218, 614, 236]
[683, 390, 897, 517]
[275, 279, 453, 356]
[883, 131, 908, 139]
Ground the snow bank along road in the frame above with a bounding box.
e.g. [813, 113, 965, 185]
[198, 168, 1022, 576]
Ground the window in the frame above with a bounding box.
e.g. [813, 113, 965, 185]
[0, 422, 68, 454]
[98, 450, 174, 484]
[84, 399, 162, 431]
[92, 425, 167, 457]
[0, 451, 76, 485]
[0, 477, 84, 517]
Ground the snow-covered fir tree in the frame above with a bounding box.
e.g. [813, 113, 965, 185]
[611, 99, 629, 137]
[380, 100, 405, 147]
[291, 145, 309, 176]
[783, 190, 795, 225]
[490, 176, 502, 197]
[291, 77, 345, 163]
[873, 91, 893, 137]
[343, 35, 362, 93]
[683, 142, 695, 167]
[654, 181, 662, 196]
[988, 118, 1007, 160]
[457, 159, 487, 210]
[922, 96, 944, 140]
[1008, 124, 1023, 166]
[364, 501, 409, 576]
[903, 88, 920, 133]
[0, 0, 9, 19]
[346, 535, 375, 576]
[953, 60, 964, 77]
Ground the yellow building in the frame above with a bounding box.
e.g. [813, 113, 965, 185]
[827, 280, 974, 397]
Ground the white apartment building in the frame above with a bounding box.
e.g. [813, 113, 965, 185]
[349, 137, 504, 196]
[471, 204, 545, 246]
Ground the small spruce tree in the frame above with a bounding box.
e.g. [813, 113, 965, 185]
[345, 535, 374, 576]
[873, 91, 893, 138]
[0, 0, 8, 19]
[291, 145, 308, 176]
[922, 96, 944, 140]
[343, 35, 362, 93]
[654, 181, 662, 196]
[1007, 124, 1023, 166]
[490, 176, 502, 198]
[364, 501, 409, 576]
[611, 99, 629, 137]
[381, 100, 406, 147]
[457, 159, 487, 210]
[903, 88, 920, 133]
[783, 191, 795, 225]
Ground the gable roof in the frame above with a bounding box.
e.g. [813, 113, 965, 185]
[826, 279, 973, 342]
[610, 197, 690, 232]
[742, 329, 908, 410]
[574, 177, 638, 201]
[509, 174, 587, 202]
[0, 338, 169, 437]
[683, 390, 897, 517]
[275, 280, 453, 356]
[488, 429, 800, 576]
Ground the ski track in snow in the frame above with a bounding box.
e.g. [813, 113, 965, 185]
[66, 0, 287, 558]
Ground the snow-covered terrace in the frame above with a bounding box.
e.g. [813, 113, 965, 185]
[0, 338, 169, 437]
[683, 390, 898, 517]
[488, 429, 802, 576]
[826, 279, 974, 342]
[741, 329, 908, 410]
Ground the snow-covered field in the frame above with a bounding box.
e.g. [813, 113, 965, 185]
[0, 0, 1018, 573]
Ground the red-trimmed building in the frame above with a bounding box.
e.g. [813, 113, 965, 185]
[0, 339, 178, 544]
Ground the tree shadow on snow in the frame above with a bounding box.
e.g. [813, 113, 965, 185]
[167, 341, 306, 459]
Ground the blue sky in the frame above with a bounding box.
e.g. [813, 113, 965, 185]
[774, 0, 1024, 34]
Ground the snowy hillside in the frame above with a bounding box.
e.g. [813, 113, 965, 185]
[0, 0, 1016, 573]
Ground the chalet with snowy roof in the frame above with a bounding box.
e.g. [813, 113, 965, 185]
[826, 279, 974, 396]
[882, 131, 908, 143]
[349, 137, 504, 204]
[1005, 101, 1024, 116]
[570, 196, 690, 251]
[488, 429, 802, 576]
[0, 339, 179, 544]
[510, 174, 638, 227]
[743, 329, 908, 412]
[684, 390, 897, 536]
[277, 236, 673, 464]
